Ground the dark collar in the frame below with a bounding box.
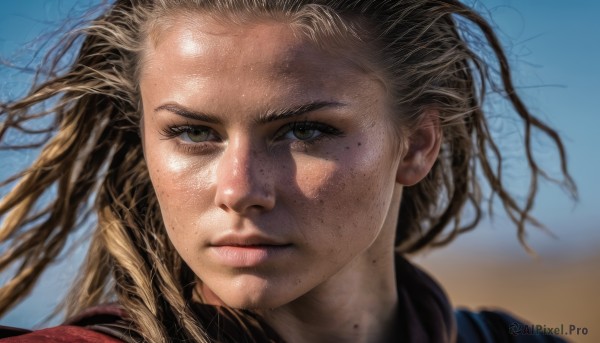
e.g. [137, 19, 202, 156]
[394, 253, 456, 342]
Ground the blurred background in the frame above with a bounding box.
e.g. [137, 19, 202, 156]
[413, 2, 600, 342]
[1, 1, 598, 342]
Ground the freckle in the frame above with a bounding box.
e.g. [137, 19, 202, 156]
[319, 199, 324, 204]
[353, 324, 359, 329]
[357, 142, 362, 146]
[345, 146, 350, 150]
[372, 259, 377, 264]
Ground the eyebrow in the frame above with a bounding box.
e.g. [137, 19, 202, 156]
[154, 104, 221, 124]
[154, 101, 345, 125]
[257, 101, 345, 124]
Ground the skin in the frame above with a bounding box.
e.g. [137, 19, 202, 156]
[140, 13, 440, 343]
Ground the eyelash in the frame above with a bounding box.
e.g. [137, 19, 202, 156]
[159, 125, 216, 140]
[159, 120, 344, 153]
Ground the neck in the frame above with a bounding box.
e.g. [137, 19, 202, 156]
[260, 238, 399, 343]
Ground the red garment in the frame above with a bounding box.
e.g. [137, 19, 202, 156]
[0, 325, 122, 342]
[0, 304, 130, 342]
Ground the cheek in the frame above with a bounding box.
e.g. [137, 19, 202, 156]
[292, 134, 398, 247]
[145, 143, 215, 234]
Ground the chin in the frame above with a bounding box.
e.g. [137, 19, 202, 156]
[226, 296, 275, 310]
[221, 290, 288, 311]
[210, 274, 300, 310]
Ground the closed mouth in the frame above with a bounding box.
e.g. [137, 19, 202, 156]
[208, 243, 293, 267]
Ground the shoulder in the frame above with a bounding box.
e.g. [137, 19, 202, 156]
[455, 308, 570, 343]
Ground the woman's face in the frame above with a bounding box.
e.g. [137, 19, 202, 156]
[140, 13, 403, 309]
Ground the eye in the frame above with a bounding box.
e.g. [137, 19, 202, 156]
[182, 127, 212, 142]
[160, 125, 219, 143]
[288, 124, 318, 140]
[278, 121, 342, 142]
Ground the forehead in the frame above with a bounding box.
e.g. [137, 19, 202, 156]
[138, 11, 389, 125]
[140, 11, 373, 81]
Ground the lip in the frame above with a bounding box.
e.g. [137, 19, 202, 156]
[211, 233, 288, 247]
[209, 234, 292, 267]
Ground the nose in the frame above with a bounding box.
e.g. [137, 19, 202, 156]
[214, 138, 275, 215]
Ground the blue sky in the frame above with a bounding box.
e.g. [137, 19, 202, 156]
[462, 0, 600, 253]
[1, 0, 599, 328]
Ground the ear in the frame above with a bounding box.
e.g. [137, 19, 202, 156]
[396, 110, 441, 186]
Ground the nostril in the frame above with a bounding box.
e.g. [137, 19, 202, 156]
[215, 180, 275, 214]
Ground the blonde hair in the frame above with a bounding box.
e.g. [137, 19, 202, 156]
[0, 0, 576, 341]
